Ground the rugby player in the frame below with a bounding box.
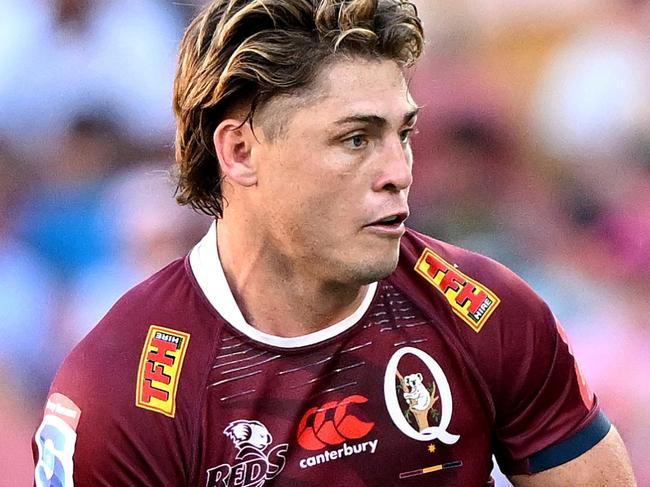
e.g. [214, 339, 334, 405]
[33, 0, 637, 485]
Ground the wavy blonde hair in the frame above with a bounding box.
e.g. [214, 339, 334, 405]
[173, 0, 424, 217]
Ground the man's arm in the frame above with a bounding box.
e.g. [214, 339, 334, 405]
[510, 427, 636, 487]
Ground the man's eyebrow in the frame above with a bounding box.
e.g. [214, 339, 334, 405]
[334, 107, 421, 128]
[334, 114, 388, 128]
[404, 107, 421, 125]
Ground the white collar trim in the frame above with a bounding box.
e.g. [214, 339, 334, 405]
[189, 222, 377, 348]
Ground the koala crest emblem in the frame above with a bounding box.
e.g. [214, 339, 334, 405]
[396, 369, 440, 433]
[403, 373, 432, 411]
[385, 347, 460, 445]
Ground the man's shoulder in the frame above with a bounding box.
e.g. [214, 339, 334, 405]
[112, 256, 193, 311]
[399, 228, 514, 278]
[392, 229, 548, 333]
[50, 256, 221, 419]
[396, 228, 543, 313]
[80, 256, 212, 340]
[36, 257, 215, 485]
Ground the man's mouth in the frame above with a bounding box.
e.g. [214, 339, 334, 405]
[368, 212, 409, 227]
[376, 215, 400, 225]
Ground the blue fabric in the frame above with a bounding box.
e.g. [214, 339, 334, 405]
[529, 411, 612, 473]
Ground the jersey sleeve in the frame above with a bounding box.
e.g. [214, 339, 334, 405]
[32, 328, 190, 486]
[489, 297, 610, 475]
[458, 257, 610, 475]
[32, 262, 206, 486]
[398, 229, 611, 476]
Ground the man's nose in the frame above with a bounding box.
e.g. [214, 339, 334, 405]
[373, 136, 413, 193]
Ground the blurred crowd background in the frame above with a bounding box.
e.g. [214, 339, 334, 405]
[1, 0, 648, 484]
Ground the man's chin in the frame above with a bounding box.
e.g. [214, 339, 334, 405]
[352, 253, 401, 285]
[321, 241, 401, 286]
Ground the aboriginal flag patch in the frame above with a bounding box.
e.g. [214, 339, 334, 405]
[136, 325, 190, 417]
[415, 249, 500, 333]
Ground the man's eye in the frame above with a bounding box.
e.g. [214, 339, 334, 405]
[343, 135, 368, 150]
[400, 127, 418, 144]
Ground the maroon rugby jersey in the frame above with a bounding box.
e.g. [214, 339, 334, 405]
[33, 224, 610, 486]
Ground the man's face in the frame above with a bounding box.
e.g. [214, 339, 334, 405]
[250, 57, 418, 286]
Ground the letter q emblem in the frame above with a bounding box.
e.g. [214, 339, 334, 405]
[384, 347, 460, 445]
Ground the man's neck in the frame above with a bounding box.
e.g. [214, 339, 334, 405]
[216, 221, 369, 338]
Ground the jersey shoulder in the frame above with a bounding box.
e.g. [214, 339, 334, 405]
[35, 257, 225, 485]
[394, 227, 550, 336]
[393, 228, 604, 475]
[52, 256, 222, 415]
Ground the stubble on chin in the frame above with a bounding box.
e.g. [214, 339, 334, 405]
[346, 246, 402, 285]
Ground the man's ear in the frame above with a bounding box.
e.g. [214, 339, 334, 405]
[213, 119, 258, 187]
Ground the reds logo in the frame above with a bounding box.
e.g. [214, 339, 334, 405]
[206, 420, 288, 487]
[297, 395, 375, 450]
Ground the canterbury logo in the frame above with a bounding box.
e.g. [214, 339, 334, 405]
[297, 395, 375, 450]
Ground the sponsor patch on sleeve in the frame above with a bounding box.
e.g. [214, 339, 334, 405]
[415, 248, 500, 333]
[34, 393, 81, 487]
[136, 325, 190, 417]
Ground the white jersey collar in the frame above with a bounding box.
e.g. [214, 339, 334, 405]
[189, 222, 378, 348]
